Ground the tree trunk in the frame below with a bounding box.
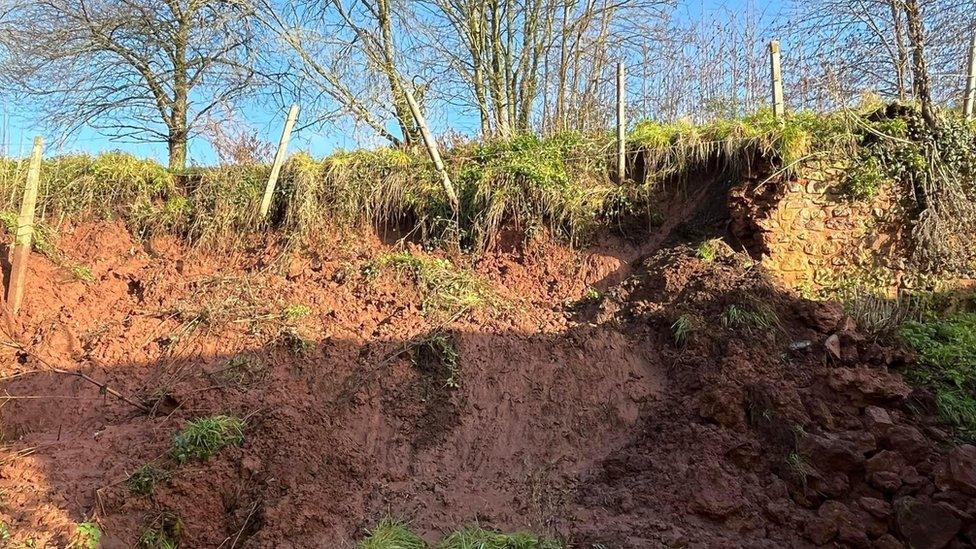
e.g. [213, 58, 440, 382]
[375, 0, 420, 146]
[889, 0, 910, 101]
[169, 4, 190, 171]
[904, 0, 937, 130]
[168, 129, 188, 171]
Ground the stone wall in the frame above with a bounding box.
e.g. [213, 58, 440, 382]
[742, 168, 908, 295]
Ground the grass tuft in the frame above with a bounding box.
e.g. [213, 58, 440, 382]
[171, 415, 244, 463]
[358, 519, 427, 549]
[671, 314, 699, 346]
[139, 512, 183, 549]
[414, 333, 462, 389]
[439, 527, 561, 549]
[721, 304, 778, 332]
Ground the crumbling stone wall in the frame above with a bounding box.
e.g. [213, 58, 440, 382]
[742, 169, 907, 294]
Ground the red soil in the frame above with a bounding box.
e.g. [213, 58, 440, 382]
[0, 212, 973, 547]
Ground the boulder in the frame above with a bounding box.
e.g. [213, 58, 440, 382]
[883, 425, 931, 462]
[800, 432, 863, 473]
[863, 406, 894, 434]
[828, 368, 912, 406]
[935, 445, 976, 496]
[872, 534, 904, 549]
[894, 497, 961, 549]
[866, 451, 909, 492]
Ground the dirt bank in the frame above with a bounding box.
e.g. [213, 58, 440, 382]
[0, 212, 973, 547]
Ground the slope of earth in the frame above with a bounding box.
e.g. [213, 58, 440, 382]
[0, 220, 658, 547]
[0, 218, 973, 548]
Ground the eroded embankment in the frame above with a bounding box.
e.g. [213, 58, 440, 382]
[0, 221, 661, 546]
[0, 202, 973, 548]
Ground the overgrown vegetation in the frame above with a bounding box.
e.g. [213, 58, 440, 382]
[899, 313, 976, 439]
[171, 415, 244, 463]
[357, 520, 561, 549]
[1, 105, 973, 272]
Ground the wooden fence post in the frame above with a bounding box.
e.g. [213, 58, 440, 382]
[402, 81, 459, 214]
[260, 104, 300, 219]
[964, 35, 976, 121]
[770, 40, 785, 119]
[616, 62, 626, 184]
[7, 136, 43, 315]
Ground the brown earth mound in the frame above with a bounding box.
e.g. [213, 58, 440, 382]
[0, 216, 972, 547]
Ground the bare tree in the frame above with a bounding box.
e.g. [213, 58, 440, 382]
[786, 0, 976, 110]
[0, 0, 259, 169]
[252, 0, 426, 148]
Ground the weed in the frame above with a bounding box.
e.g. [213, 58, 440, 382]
[358, 518, 426, 549]
[414, 333, 461, 389]
[439, 527, 561, 549]
[70, 522, 101, 549]
[278, 327, 311, 354]
[900, 313, 976, 439]
[127, 464, 170, 496]
[71, 265, 94, 282]
[585, 287, 601, 301]
[215, 353, 266, 387]
[139, 512, 183, 549]
[786, 452, 814, 488]
[695, 239, 718, 262]
[671, 314, 699, 346]
[171, 415, 244, 463]
[0, 521, 9, 541]
[364, 252, 494, 316]
[283, 304, 312, 322]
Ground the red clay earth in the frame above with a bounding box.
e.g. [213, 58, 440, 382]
[0, 215, 973, 547]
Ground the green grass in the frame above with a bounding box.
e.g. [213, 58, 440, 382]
[127, 464, 170, 496]
[357, 520, 561, 549]
[364, 252, 494, 316]
[721, 304, 778, 332]
[900, 313, 976, 439]
[695, 239, 721, 262]
[171, 415, 244, 463]
[70, 522, 101, 549]
[0, 105, 970, 263]
[358, 519, 426, 549]
[439, 527, 561, 549]
[671, 314, 699, 346]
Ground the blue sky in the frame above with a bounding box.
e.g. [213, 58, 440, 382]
[2, 0, 775, 165]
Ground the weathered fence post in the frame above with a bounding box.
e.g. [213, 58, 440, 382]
[7, 136, 43, 314]
[616, 62, 627, 184]
[964, 35, 976, 121]
[402, 81, 459, 214]
[770, 40, 785, 119]
[260, 104, 300, 219]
